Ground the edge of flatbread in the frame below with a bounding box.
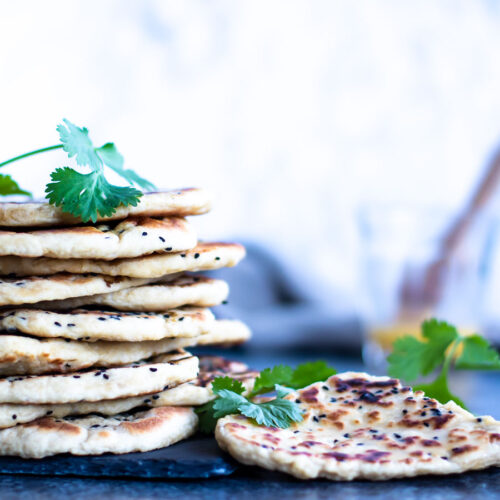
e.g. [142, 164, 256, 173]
[215, 371, 500, 481]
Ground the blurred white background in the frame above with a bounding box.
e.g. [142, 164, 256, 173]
[2, 0, 500, 327]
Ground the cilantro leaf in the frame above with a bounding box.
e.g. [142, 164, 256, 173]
[387, 318, 500, 409]
[252, 365, 293, 395]
[288, 361, 337, 389]
[212, 389, 248, 418]
[212, 376, 245, 395]
[455, 335, 500, 370]
[238, 387, 303, 428]
[387, 319, 458, 381]
[45, 167, 142, 223]
[0, 174, 31, 197]
[57, 119, 102, 170]
[96, 143, 156, 190]
[251, 361, 336, 396]
[214, 386, 303, 429]
[387, 336, 428, 381]
[195, 401, 219, 434]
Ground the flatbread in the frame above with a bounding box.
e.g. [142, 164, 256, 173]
[0, 355, 258, 428]
[35, 275, 229, 311]
[0, 319, 251, 376]
[0, 188, 211, 227]
[0, 273, 152, 306]
[0, 242, 245, 278]
[0, 406, 197, 458]
[0, 306, 215, 341]
[0, 350, 198, 404]
[0, 217, 196, 259]
[215, 372, 500, 481]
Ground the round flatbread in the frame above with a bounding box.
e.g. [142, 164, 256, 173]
[35, 275, 229, 312]
[0, 350, 198, 404]
[0, 242, 245, 278]
[0, 319, 251, 376]
[215, 372, 500, 481]
[0, 406, 197, 458]
[0, 355, 258, 428]
[0, 306, 215, 342]
[0, 217, 196, 260]
[0, 188, 211, 227]
[0, 273, 152, 306]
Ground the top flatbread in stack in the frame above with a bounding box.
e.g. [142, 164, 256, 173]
[216, 372, 500, 481]
[0, 188, 212, 227]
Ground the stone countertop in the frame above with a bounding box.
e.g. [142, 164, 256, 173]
[0, 348, 499, 499]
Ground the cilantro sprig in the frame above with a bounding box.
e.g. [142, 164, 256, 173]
[387, 318, 500, 408]
[196, 361, 336, 433]
[0, 119, 155, 222]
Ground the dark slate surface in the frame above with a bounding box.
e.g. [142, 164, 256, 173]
[0, 434, 236, 479]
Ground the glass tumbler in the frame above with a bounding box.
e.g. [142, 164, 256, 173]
[358, 204, 494, 372]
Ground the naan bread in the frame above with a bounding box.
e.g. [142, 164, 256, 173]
[0, 319, 251, 375]
[0, 273, 152, 306]
[0, 217, 196, 259]
[0, 306, 215, 341]
[0, 355, 258, 428]
[35, 275, 229, 311]
[0, 188, 211, 227]
[215, 372, 500, 480]
[0, 242, 245, 278]
[0, 350, 198, 404]
[0, 406, 197, 458]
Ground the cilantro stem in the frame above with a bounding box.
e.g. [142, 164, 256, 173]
[440, 337, 462, 381]
[0, 145, 63, 168]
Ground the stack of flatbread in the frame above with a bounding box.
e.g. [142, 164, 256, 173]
[0, 188, 256, 458]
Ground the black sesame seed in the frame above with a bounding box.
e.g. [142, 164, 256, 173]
[103, 374, 109, 380]
[394, 433, 402, 439]
[295, 399, 301, 404]
[165, 247, 172, 251]
[343, 433, 350, 438]
[152, 395, 160, 400]
[420, 411, 427, 417]
[73, 375, 80, 379]
[67, 323, 76, 327]
[215, 256, 220, 261]
[180, 254, 186, 258]
[330, 397, 337, 403]
[322, 385, 329, 391]
[194, 253, 200, 259]
[477, 417, 483, 422]
[46, 411, 53, 415]
[312, 416, 319, 422]
[142, 232, 148, 236]
[143, 399, 151, 404]
[424, 423, 430, 427]
[54, 322, 62, 327]
[402, 409, 408, 414]
[150, 368, 158, 372]
[159, 236, 165, 242]
[98, 317, 106, 321]
[178, 317, 185, 321]
[11, 414, 16, 420]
